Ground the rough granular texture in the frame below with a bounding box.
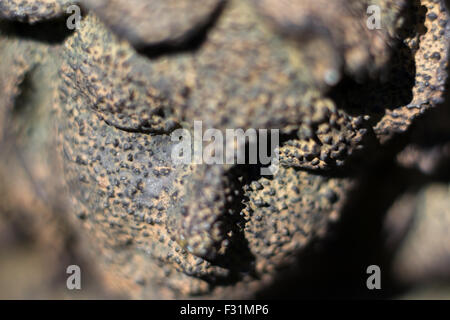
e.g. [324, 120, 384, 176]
[0, 0, 449, 299]
[0, 0, 75, 23]
[254, 0, 406, 85]
[333, 0, 450, 144]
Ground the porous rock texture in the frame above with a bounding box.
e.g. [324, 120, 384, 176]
[0, 0, 449, 299]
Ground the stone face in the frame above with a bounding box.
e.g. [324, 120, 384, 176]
[0, 0, 449, 299]
[56, 13, 353, 297]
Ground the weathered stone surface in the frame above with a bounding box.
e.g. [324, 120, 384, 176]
[81, 0, 225, 49]
[0, 0, 75, 23]
[0, 0, 449, 299]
